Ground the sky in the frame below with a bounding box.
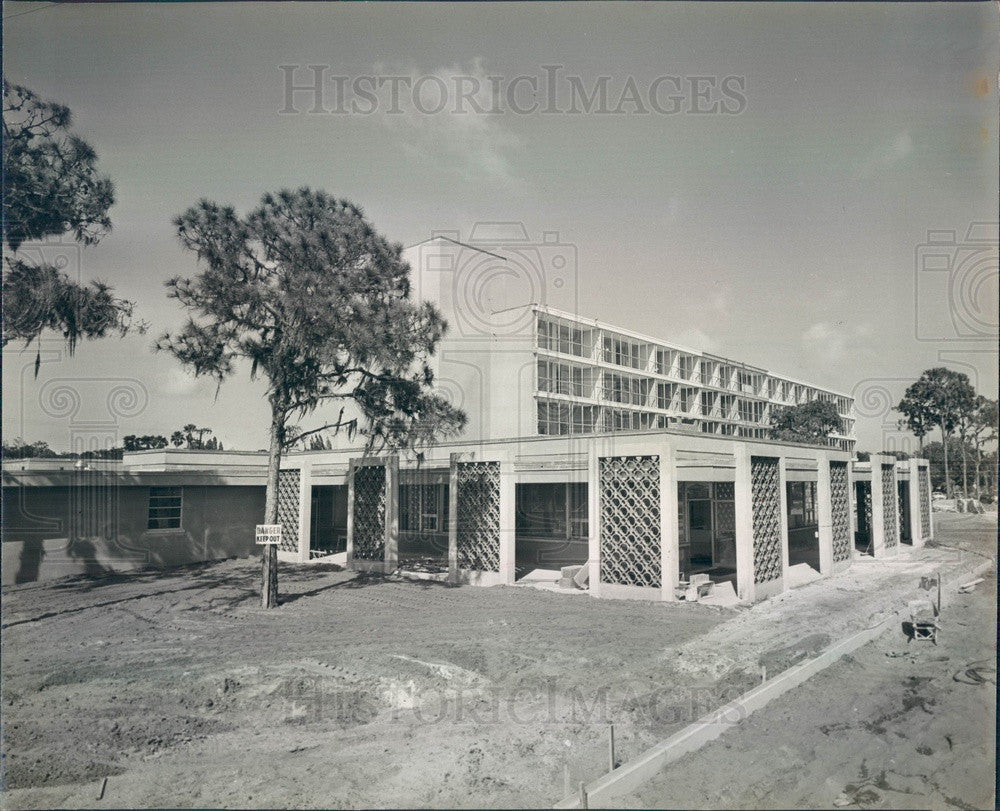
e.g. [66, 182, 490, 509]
[3, 1, 998, 454]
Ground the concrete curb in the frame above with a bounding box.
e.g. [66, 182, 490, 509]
[553, 558, 995, 809]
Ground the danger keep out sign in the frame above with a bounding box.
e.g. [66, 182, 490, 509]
[255, 524, 282, 545]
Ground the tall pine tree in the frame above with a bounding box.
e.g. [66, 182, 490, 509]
[158, 188, 466, 607]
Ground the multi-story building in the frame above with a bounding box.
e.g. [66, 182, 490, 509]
[534, 306, 855, 450]
[403, 234, 856, 452]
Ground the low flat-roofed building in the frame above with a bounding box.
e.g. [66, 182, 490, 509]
[2, 450, 267, 585]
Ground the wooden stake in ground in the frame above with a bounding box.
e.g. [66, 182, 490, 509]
[262, 544, 278, 608]
[256, 523, 282, 608]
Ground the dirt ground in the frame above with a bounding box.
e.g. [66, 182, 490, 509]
[615, 551, 997, 809]
[1, 513, 995, 809]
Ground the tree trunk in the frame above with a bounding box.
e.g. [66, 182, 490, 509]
[941, 422, 951, 498]
[261, 407, 284, 609]
[959, 435, 968, 498]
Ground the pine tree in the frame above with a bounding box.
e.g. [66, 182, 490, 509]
[2, 80, 140, 366]
[158, 188, 466, 607]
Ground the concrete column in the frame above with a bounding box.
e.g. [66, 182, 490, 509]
[733, 444, 755, 603]
[297, 462, 313, 563]
[499, 457, 516, 585]
[346, 458, 357, 569]
[659, 440, 679, 602]
[869, 454, 887, 558]
[384, 456, 399, 573]
[448, 452, 459, 581]
[883, 459, 900, 554]
[778, 456, 790, 587]
[587, 442, 601, 598]
[816, 453, 834, 576]
[922, 461, 935, 541]
[847, 459, 857, 550]
[907, 459, 925, 548]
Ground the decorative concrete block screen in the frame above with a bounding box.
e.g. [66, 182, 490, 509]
[276, 469, 300, 553]
[714, 481, 736, 536]
[599, 455, 661, 588]
[881, 464, 898, 548]
[353, 465, 387, 561]
[750, 456, 782, 585]
[918, 468, 931, 538]
[455, 461, 501, 572]
[830, 461, 852, 563]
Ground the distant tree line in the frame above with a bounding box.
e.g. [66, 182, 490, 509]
[3, 423, 226, 460]
[895, 368, 997, 499]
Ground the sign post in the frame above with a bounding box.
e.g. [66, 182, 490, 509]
[257, 524, 281, 608]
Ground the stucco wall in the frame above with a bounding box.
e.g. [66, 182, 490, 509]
[2, 484, 265, 585]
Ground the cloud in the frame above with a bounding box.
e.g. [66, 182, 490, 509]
[368, 59, 524, 187]
[673, 327, 719, 354]
[157, 367, 203, 397]
[857, 129, 913, 179]
[801, 321, 872, 364]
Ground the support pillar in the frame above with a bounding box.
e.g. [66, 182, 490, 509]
[659, 440, 679, 602]
[777, 456, 790, 588]
[448, 452, 459, 582]
[869, 454, 887, 558]
[848, 458, 858, 547]
[384, 455, 399, 574]
[733, 445, 754, 603]
[587, 442, 601, 598]
[346, 460, 356, 569]
[499, 457, 516, 586]
[816, 452, 834, 576]
[922, 460, 935, 541]
[297, 462, 313, 563]
[908, 459, 925, 548]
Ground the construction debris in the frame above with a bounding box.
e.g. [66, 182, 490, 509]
[958, 578, 984, 593]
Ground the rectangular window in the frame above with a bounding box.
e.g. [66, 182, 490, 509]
[516, 483, 589, 540]
[148, 486, 182, 530]
[655, 349, 673, 375]
[538, 401, 595, 435]
[700, 391, 715, 416]
[569, 483, 589, 539]
[786, 481, 817, 529]
[538, 360, 585, 397]
[677, 355, 697, 381]
[678, 387, 696, 412]
[602, 372, 649, 406]
[400, 484, 448, 534]
[658, 382, 676, 410]
[537, 318, 584, 356]
[603, 336, 645, 370]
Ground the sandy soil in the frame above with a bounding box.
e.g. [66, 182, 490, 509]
[615, 543, 996, 809]
[1, 513, 994, 809]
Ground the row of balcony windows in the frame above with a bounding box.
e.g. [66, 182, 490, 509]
[537, 317, 853, 414]
[537, 362, 854, 431]
[536, 401, 855, 449]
